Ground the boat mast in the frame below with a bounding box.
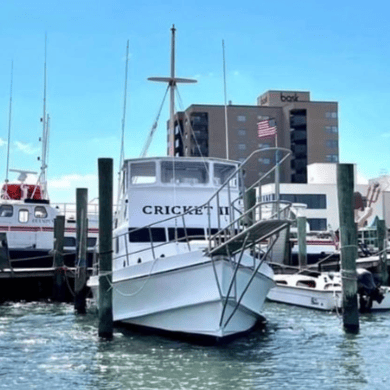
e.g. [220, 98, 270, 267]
[222, 40, 229, 160]
[5, 61, 14, 195]
[39, 33, 48, 197]
[169, 25, 176, 157]
[148, 25, 196, 157]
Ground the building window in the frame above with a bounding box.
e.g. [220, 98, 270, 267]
[326, 140, 338, 148]
[280, 194, 327, 209]
[258, 115, 270, 120]
[326, 154, 338, 162]
[237, 115, 246, 122]
[326, 112, 337, 119]
[307, 218, 327, 231]
[19, 209, 29, 223]
[259, 158, 271, 165]
[258, 142, 270, 149]
[175, 139, 180, 147]
[238, 143, 246, 151]
[238, 129, 246, 136]
[325, 126, 338, 133]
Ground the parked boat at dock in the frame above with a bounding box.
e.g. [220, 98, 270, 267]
[87, 26, 292, 340]
[267, 268, 390, 311]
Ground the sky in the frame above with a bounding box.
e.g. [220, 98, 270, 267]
[1, 0, 389, 203]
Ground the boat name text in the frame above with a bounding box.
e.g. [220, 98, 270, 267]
[142, 205, 229, 216]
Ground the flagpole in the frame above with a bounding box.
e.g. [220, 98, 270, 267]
[275, 125, 280, 219]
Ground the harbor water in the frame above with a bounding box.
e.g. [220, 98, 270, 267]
[0, 301, 389, 390]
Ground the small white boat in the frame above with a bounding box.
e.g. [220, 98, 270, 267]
[267, 269, 390, 311]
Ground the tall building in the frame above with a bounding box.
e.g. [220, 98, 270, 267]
[170, 90, 339, 187]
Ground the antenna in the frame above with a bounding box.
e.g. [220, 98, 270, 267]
[5, 61, 13, 185]
[116, 40, 130, 209]
[222, 40, 229, 160]
[119, 40, 129, 174]
[148, 25, 197, 157]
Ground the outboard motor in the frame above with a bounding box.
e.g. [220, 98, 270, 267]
[357, 268, 384, 312]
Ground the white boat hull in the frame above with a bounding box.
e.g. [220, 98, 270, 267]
[89, 252, 274, 338]
[267, 284, 390, 311]
[267, 285, 342, 311]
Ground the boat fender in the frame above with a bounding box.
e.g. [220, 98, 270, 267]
[137, 258, 142, 263]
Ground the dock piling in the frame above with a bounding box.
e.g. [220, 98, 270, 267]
[297, 216, 307, 270]
[377, 219, 388, 285]
[52, 215, 66, 302]
[0, 233, 11, 272]
[98, 158, 113, 339]
[337, 163, 359, 333]
[75, 188, 88, 314]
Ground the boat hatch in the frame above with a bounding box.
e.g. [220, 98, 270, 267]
[161, 161, 209, 185]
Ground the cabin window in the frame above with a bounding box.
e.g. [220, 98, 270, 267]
[128, 227, 166, 243]
[18, 209, 29, 223]
[0, 205, 13, 217]
[34, 206, 48, 218]
[87, 237, 97, 247]
[130, 162, 156, 185]
[64, 237, 76, 247]
[214, 164, 237, 186]
[168, 228, 205, 242]
[161, 161, 209, 185]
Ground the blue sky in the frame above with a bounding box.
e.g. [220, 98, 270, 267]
[1, 0, 389, 202]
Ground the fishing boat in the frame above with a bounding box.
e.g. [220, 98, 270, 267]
[87, 26, 292, 339]
[0, 46, 98, 270]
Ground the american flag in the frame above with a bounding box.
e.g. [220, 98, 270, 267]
[257, 119, 277, 139]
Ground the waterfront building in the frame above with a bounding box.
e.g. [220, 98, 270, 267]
[260, 163, 390, 232]
[169, 90, 339, 187]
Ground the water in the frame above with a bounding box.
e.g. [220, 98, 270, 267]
[0, 302, 389, 390]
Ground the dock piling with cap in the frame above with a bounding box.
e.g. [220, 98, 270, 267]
[52, 215, 66, 302]
[75, 188, 88, 314]
[98, 158, 113, 339]
[337, 163, 359, 333]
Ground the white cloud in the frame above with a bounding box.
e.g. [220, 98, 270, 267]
[381, 132, 390, 138]
[49, 174, 98, 189]
[14, 141, 40, 155]
[356, 171, 368, 185]
[0, 138, 7, 147]
[233, 70, 240, 76]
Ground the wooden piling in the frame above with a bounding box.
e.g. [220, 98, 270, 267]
[244, 188, 256, 226]
[297, 216, 307, 270]
[337, 164, 359, 333]
[52, 215, 66, 302]
[75, 188, 88, 314]
[377, 219, 388, 286]
[98, 158, 113, 339]
[0, 233, 11, 271]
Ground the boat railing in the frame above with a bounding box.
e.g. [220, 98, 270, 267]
[51, 202, 107, 222]
[110, 147, 293, 267]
